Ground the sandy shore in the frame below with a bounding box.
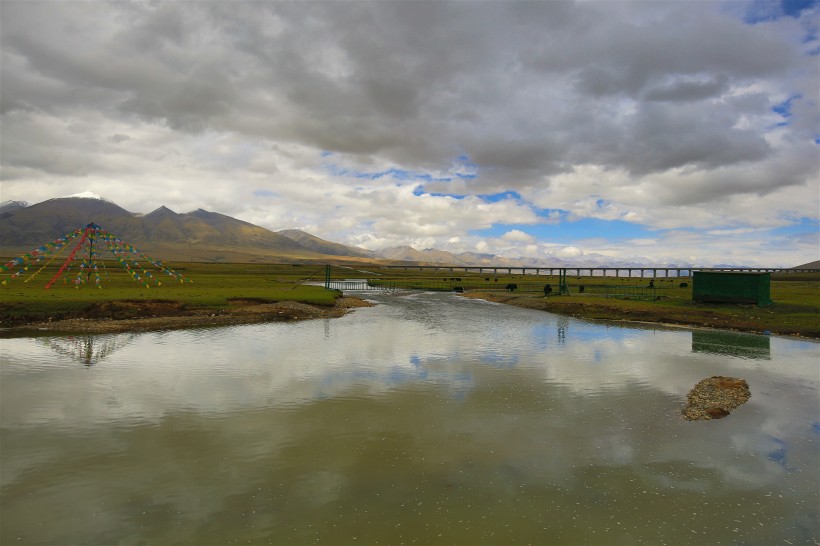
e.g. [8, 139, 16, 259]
[4, 297, 375, 335]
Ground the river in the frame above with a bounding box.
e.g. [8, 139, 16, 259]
[1, 291, 818, 545]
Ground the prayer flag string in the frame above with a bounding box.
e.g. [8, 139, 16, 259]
[2, 223, 192, 289]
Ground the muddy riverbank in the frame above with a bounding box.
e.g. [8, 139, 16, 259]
[460, 291, 820, 339]
[4, 289, 818, 339]
[2, 297, 374, 335]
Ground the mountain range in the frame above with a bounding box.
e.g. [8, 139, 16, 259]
[0, 195, 365, 263]
[0, 194, 588, 266]
[2, 194, 520, 265]
[1, 195, 812, 269]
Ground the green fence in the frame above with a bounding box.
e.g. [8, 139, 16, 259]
[600, 285, 659, 300]
[363, 279, 665, 299]
[692, 271, 772, 306]
[322, 266, 666, 300]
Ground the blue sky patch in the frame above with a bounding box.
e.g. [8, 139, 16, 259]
[743, 0, 817, 23]
[478, 191, 522, 203]
[782, 0, 818, 17]
[411, 189, 519, 202]
[770, 217, 819, 236]
[413, 186, 466, 199]
[472, 217, 655, 243]
[456, 154, 478, 169]
[773, 95, 801, 118]
[324, 164, 456, 183]
[324, 153, 478, 188]
[536, 208, 567, 220]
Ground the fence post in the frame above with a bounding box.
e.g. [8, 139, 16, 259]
[559, 269, 568, 295]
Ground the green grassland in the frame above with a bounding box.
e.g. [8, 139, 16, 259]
[0, 262, 339, 324]
[360, 267, 820, 338]
[2, 260, 818, 337]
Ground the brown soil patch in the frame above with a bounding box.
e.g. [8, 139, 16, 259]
[227, 297, 269, 305]
[13, 297, 374, 335]
[84, 300, 191, 320]
[682, 376, 751, 421]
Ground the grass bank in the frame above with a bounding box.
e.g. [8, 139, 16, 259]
[2, 260, 818, 338]
[0, 262, 339, 325]
[356, 266, 819, 338]
[460, 273, 820, 338]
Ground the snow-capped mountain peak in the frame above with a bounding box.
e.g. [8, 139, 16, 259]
[0, 200, 30, 214]
[63, 191, 107, 200]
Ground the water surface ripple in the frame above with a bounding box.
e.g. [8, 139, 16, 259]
[1, 292, 818, 545]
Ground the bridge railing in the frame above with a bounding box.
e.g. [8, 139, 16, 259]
[326, 280, 401, 291]
[382, 265, 820, 277]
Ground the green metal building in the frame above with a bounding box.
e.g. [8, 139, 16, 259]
[692, 271, 772, 306]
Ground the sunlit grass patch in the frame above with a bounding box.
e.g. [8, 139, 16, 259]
[0, 261, 338, 323]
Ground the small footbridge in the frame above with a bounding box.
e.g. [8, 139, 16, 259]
[325, 279, 399, 292]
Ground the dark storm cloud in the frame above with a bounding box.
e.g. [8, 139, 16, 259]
[1, 0, 817, 258]
[1, 2, 806, 174]
[643, 76, 729, 102]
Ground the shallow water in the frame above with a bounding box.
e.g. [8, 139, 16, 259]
[1, 292, 818, 545]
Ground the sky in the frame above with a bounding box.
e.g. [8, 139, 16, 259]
[1, 0, 818, 267]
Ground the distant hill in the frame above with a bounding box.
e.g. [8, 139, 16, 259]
[0, 196, 340, 262]
[0, 200, 30, 214]
[0, 196, 139, 246]
[0, 197, 686, 267]
[4, 194, 803, 269]
[374, 246, 515, 265]
[375, 246, 452, 263]
[278, 229, 374, 258]
[0, 196, 524, 266]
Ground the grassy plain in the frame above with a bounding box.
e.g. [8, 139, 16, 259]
[0, 262, 337, 324]
[463, 274, 819, 338]
[2, 260, 818, 338]
[365, 268, 820, 338]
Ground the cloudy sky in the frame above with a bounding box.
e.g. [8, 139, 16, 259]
[1, 1, 818, 266]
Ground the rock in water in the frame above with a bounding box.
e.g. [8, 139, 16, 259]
[682, 376, 751, 421]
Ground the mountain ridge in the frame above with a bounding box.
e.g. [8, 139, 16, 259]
[0, 201, 30, 214]
[277, 229, 374, 258]
[0, 196, 814, 268]
[0, 197, 317, 262]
